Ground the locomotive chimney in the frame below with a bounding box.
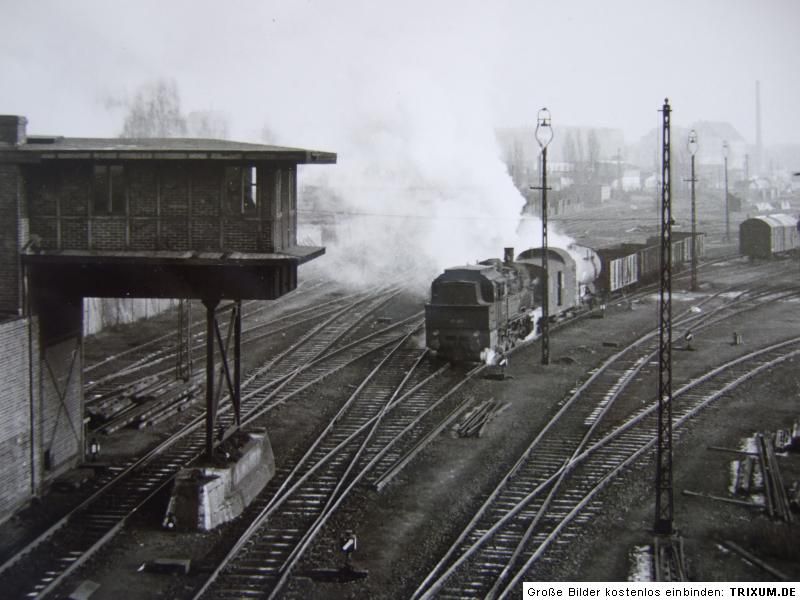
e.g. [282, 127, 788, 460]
[504, 247, 514, 264]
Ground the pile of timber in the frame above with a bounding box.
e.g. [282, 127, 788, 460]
[451, 398, 510, 438]
[734, 454, 756, 495]
[86, 375, 163, 423]
[91, 377, 200, 434]
[756, 433, 793, 523]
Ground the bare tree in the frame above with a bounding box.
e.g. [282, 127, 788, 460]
[562, 131, 577, 166]
[587, 129, 600, 179]
[186, 110, 230, 139]
[260, 123, 279, 145]
[121, 79, 187, 138]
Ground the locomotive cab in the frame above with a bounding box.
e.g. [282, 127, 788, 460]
[425, 259, 538, 362]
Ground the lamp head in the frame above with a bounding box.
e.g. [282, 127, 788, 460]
[688, 130, 698, 156]
[535, 107, 553, 149]
[722, 140, 729, 158]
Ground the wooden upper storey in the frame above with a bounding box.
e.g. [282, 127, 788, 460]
[22, 160, 304, 253]
[1, 121, 336, 255]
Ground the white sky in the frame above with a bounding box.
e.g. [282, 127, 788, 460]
[2, 0, 799, 148]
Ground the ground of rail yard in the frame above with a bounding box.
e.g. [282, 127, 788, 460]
[4, 248, 800, 599]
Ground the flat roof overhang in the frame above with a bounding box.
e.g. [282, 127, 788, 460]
[22, 247, 324, 300]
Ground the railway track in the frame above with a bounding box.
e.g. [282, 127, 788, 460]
[412, 287, 799, 599]
[84, 280, 350, 401]
[85, 288, 384, 436]
[190, 338, 489, 598]
[0, 287, 417, 600]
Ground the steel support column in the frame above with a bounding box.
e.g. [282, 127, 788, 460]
[655, 98, 674, 535]
[203, 297, 219, 458]
[234, 300, 241, 427]
[202, 298, 243, 458]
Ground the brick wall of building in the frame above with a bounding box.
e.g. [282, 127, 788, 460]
[0, 164, 23, 314]
[0, 316, 39, 522]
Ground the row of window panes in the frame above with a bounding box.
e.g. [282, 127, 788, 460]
[91, 165, 264, 215]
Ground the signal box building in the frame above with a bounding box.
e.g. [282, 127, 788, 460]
[0, 115, 335, 522]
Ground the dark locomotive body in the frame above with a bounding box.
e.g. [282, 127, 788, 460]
[426, 246, 598, 362]
[425, 260, 537, 362]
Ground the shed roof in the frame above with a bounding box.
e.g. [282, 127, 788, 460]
[1, 135, 336, 164]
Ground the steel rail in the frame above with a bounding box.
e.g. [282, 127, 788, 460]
[83, 280, 324, 375]
[0, 290, 412, 599]
[191, 359, 492, 597]
[413, 286, 793, 599]
[85, 287, 370, 394]
[193, 336, 437, 598]
[496, 337, 800, 596]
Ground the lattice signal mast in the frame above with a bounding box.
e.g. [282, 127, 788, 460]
[655, 98, 674, 535]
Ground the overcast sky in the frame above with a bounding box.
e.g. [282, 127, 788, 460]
[2, 0, 799, 149]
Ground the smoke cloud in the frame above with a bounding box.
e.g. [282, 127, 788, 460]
[288, 8, 572, 290]
[301, 65, 544, 289]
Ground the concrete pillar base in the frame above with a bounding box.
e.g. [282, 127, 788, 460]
[163, 431, 275, 531]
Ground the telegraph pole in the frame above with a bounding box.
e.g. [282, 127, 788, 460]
[687, 131, 699, 292]
[723, 141, 730, 242]
[655, 98, 674, 536]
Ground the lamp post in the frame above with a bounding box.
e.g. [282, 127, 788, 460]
[688, 130, 698, 291]
[722, 140, 730, 242]
[535, 108, 553, 365]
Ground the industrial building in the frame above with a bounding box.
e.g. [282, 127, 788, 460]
[0, 115, 335, 522]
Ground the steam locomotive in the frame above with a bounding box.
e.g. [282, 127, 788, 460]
[425, 245, 600, 362]
[425, 232, 704, 362]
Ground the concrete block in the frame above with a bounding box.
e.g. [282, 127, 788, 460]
[140, 558, 191, 574]
[163, 432, 275, 531]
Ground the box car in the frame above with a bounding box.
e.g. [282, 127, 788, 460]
[740, 214, 800, 258]
[596, 245, 641, 294]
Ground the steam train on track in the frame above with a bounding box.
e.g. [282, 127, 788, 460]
[425, 231, 705, 362]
